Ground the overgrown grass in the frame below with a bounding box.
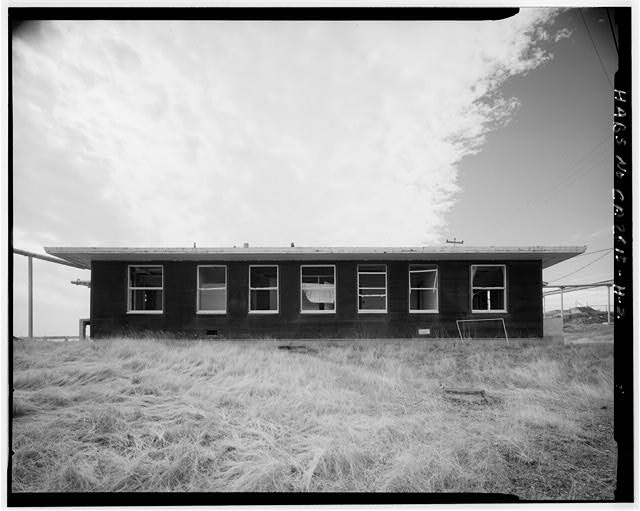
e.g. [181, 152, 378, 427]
[564, 322, 614, 344]
[11, 336, 615, 498]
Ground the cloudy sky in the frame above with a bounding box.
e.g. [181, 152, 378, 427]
[11, 8, 618, 335]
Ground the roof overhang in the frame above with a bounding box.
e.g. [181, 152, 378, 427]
[44, 245, 587, 271]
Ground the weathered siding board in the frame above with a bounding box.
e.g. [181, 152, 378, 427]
[90, 259, 542, 338]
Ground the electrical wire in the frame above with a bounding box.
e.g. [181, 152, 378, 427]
[540, 147, 612, 205]
[577, 247, 614, 257]
[579, 8, 613, 88]
[548, 249, 612, 283]
[605, 8, 619, 55]
[523, 133, 612, 209]
[547, 134, 611, 190]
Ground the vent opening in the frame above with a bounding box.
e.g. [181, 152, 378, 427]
[206, 329, 218, 337]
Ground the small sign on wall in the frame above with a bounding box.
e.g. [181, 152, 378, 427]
[418, 328, 431, 336]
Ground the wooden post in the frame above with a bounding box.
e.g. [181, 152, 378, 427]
[28, 256, 33, 339]
[607, 284, 611, 324]
[560, 287, 564, 325]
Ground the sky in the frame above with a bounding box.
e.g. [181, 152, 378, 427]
[10, 8, 619, 335]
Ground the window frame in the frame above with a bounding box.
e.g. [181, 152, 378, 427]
[127, 264, 164, 314]
[300, 264, 337, 314]
[357, 264, 387, 314]
[408, 264, 439, 314]
[470, 264, 507, 313]
[196, 265, 227, 315]
[248, 264, 279, 314]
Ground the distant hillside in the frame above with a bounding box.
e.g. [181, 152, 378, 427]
[545, 306, 611, 324]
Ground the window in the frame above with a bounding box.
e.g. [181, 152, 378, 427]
[409, 264, 438, 313]
[249, 265, 279, 313]
[358, 264, 387, 313]
[471, 265, 507, 312]
[197, 265, 227, 314]
[128, 265, 163, 313]
[301, 265, 336, 313]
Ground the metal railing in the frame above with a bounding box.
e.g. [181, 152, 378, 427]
[543, 279, 613, 324]
[13, 248, 89, 339]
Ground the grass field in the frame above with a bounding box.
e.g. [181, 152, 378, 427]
[564, 322, 614, 344]
[11, 330, 615, 498]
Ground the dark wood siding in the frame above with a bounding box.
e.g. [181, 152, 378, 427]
[90, 259, 542, 339]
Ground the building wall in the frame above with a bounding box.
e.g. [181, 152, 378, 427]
[90, 259, 543, 338]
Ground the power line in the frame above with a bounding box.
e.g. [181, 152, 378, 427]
[540, 148, 612, 204]
[523, 132, 612, 209]
[549, 134, 611, 189]
[575, 247, 614, 257]
[548, 249, 612, 283]
[605, 8, 619, 55]
[579, 8, 613, 88]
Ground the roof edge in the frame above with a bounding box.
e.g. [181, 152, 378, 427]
[45, 245, 587, 270]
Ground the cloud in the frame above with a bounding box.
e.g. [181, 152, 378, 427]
[13, 12, 563, 247]
[11, 12, 567, 332]
[554, 27, 573, 42]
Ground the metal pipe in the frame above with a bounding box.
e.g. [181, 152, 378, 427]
[28, 256, 33, 339]
[15, 248, 88, 340]
[13, 248, 86, 269]
[70, 279, 91, 288]
[543, 279, 614, 296]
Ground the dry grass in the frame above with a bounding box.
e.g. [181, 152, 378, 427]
[564, 322, 614, 344]
[11, 336, 615, 498]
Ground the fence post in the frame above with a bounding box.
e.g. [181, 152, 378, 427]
[28, 256, 33, 339]
[606, 284, 611, 324]
[560, 286, 564, 325]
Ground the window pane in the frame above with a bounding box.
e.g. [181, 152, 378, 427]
[301, 267, 335, 312]
[358, 264, 385, 273]
[359, 273, 385, 288]
[410, 289, 437, 311]
[410, 269, 437, 288]
[199, 267, 225, 288]
[472, 266, 504, 287]
[359, 288, 386, 296]
[199, 289, 226, 311]
[472, 290, 489, 310]
[129, 289, 162, 311]
[489, 289, 505, 310]
[250, 266, 278, 288]
[359, 295, 386, 310]
[301, 266, 335, 284]
[250, 289, 278, 311]
[302, 288, 336, 311]
[130, 267, 162, 288]
[410, 264, 437, 272]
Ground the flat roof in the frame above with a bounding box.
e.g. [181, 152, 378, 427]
[45, 245, 586, 270]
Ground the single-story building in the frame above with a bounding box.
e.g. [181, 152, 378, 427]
[45, 245, 585, 339]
